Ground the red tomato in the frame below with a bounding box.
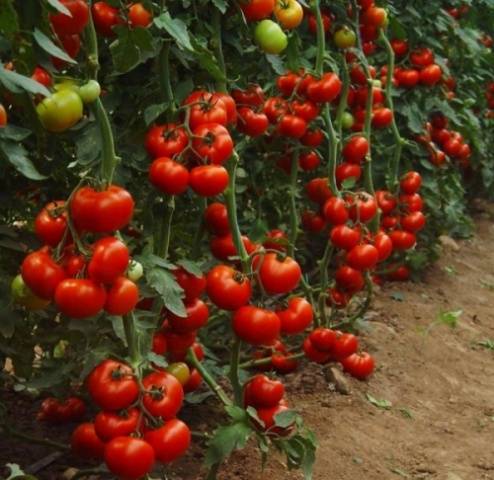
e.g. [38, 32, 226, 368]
[34, 201, 67, 247]
[231, 85, 265, 106]
[420, 64, 442, 86]
[410, 48, 434, 68]
[346, 244, 379, 270]
[258, 253, 302, 295]
[174, 267, 206, 302]
[256, 403, 292, 433]
[401, 211, 426, 232]
[309, 328, 336, 352]
[104, 437, 155, 480]
[276, 71, 301, 96]
[167, 298, 209, 333]
[271, 352, 298, 374]
[323, 197, 349, 225]
[348, 193, 377, 223]
[306, 178, 333, 204]
[387, 265, 410, 281]
[237, 107, 269, 136]
[390, 39, 408, 56]
[192, 123, 233, 164]
[62, 249, 86, 277]
[301, 128, 324, 147]
[31, 66, 53, 88]
[71, 423, 105, 459]
[55, 279, 106, 318]
[263, 229, 288, 252]
[206, 265, 252, 310]
[373, 232, 393, 261]
[214, 92, 237, 124]
[71, 185, 134, 233]
[264, 96, 289, 124]
[396, 69, 420, 88]
[372, 107, 393, 128]
[163, 329, 196, 356]
[361, 6, 387, 27]
[204, 202, 230, 236]
[233, 306, 281, 346]
[389, 230, 416, 250]
[88, 236, 129, 284]
[400, 193, 423, 212]
[335, 265, 365, 293]
[303, 337, 331, 363]
[331, 331, 359, 360]
[241, 0, 275, 21]
[105, 277, 139, 315]
[92, 1, 122, 37]
[144, 419, 191, 463]
[336, 162, 362, 187]
[306, 72, 342, 103]
[291, 100, 320, 122]
[21, 250, 66, 299]
[142, 371, 184, 419]
[299, 151, 320, 171]
[50, 0, 89, 36]
[327, 288, 350, 308]
[307, 12, 331, 35]
[149, 157, 189, 195]
[342, 135, 369, 164]
[183, 368, 203, 392]
[277, 297, 313, 335]
[400, 171, 422, 194]
[145, 124, 188, 159]
[210, 233, 256, 260]
[330, 224, 361, 250]
[244, 374, 285, 408]
[152, 332, 167, 355]
[376, 190, 397, 214]
[189, 97, 228, 130]
[443, 137, 461, 157]
[277, 114, 307, 138]
[94, 408, 140, 441]
[189, 165, 229, 197]
[87, 359, 139, 411]
[302, 210, 326, 232]
[128, 3, 153, 27]
[340, 352, 375, 379]
[350, 64, 376, 85]
[430, 112, 448, 129]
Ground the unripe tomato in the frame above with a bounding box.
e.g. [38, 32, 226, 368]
[166, 362, 191, 385]
[255, 20, 288, 54]
[79, 80, 101, 103]
[341, 112, 355, 129]
[334, 27, 356, 49]
[127, 260, 144, 282]
[274, 0, 303, 29]
[36, 89, 83, 133]
[11, 274, 50, 311]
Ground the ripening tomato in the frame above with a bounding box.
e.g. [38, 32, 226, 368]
[167, 298, 209, 333]
[306, 73, 342, 104]
[237, 107, 269, 136]
[104, 437, 155, 480]
[144, 419, 191, 464]
[189, 165, 229, 197]
[373, 232, 393, 261]
[94, 408, 140, 441]
[244, 374, 285, 408]
[389, 230, 416, 250]
[105, 277, 139, 315]
[71, 185, 134, 233]
[192, 123, 233, 164]
[233, 306, 281, 346]
[255, 20, 288, 54]
[335, 265, 365, 293]
[11, 274, 50, 311]
[205, 202, 230, 236]
[274, 0, 303, 29]
[183, 368, 203, 392]
[306, 177, 332, 204]
[303, 337, 331, 363]
[401, 211, 426, 232]
[50, 0, 89, 36]
[323, 197, 349, 225]
[334, 27, 357, 49]
[92, 1, 122, 37]
[128, 3, 153, 27]
[330, 224, 361, 250]
[21, 250, 66, 300]
[36, 88, 83, 132]
[145, 124, 188, 159]
[342, 135, 369, 164]
[207, 265, 252, 310]
[410, 48, 434, 68]
[0, 104, 7, 126]
[361, 6, 387, 27]
[241, 0, 275, 21]
[55, 279, 106, 318]
[166, 362, 191, 386]
[142, 371, 184, 419]
[331, 331, 359, 360]
[174, 267, 206, 302]
[71, 423, 105, 459]
[340, 352, 375, 379]
[346, 244, 379, 270]
[277, 297, 313, 335]
[34, 201, 67, 247]
[258, 253, 302, 295]
[149, 157, 189, 195]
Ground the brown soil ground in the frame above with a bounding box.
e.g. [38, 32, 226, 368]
[2, 213, 494, 480]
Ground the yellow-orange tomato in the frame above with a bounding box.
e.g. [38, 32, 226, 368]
[0, 104, 7, 126]
[274, 0, 303, 29]
[128, 3, 153, 27]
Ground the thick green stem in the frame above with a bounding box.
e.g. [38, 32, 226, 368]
[158, 42, 175, 113]
[288, 150, 299, 258]
[206, 463, 220, 480]
[156, 196, 175, 259]
[123, 313, 140, 366]
[311, 0, 325, 75]
[323, 105, 339, 196]
[224, 152, 250, 272]
[380, 30, 405, 193]
[212, 9, 227, 92]
[85, 1, 100, 79]
[229, 336, 243, 406]
[317, 244, 334, 326]
[335, 57, 350, 141]
[239, 352, 304, 369]
[186, 348, 232, 406]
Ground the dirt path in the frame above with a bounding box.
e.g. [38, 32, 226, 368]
[219, 215, 494, 480]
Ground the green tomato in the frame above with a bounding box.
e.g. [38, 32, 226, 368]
[36, 88, 83, 133]
[254, 20, 288, 55]
[11, 274, 50, 311]
[341, 112, 355, 130]
[166, 362, 191, 386]
[373, 79, 383, 88]
[79, 80, 101, 104]
[333, 27, 356, 49]
[127, 260, 144, 282]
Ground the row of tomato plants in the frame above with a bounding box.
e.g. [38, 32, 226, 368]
[0, 0, 493, 479]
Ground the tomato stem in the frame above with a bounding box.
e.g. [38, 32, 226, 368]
[229, 336, 243, 406]
[287, 149, 299, 258]
[317, 244, 334, 326]
[155, 195, 175, 259]
[323, 104, 340, 197]
[123, 312, 140, 366]
[335, 56, 351, 142]
[158, 41, 176, 117]
[212, 8, 227, 93]
[311, 0, 325, 76]
[238, 352, 304, 369]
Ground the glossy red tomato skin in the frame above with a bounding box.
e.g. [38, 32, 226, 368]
[94, 408, 140, 441]
[348, 194, 378, 223]
[215, 92, 237, 124]
[372, 107, 393, 128]
[271, 352, 298, 374]
[206, 265, 252, 311]
[168, 298, 209, 333]
[88, 236, 129, 284]
[192, 123, 233, 165]
[128, 3, 153, 27]
[142, 371, 184, 419]
[233, 306, 281, 346]
[342, 135, 369, 163]
[189, 165, 229, 197]
[71, 423, 106, 459]
[400, 193, 424, 213]
[323, 197, 349, 225]
[258, 253, 302, 295]
[410, 48, 434, 68]
[335, 265, 365, 293]
[144, 419, 191, 464]
[174, 267, 206, 302]
[336, 162, 362, 187]
[183, 368, 203, 392]
[264, 229, 288, 252]
[105, 277, 139, 315]
[104, 436, 155, 480]
[327, 288, 350, 308]
[306, 73, 342, 103]
[400, 171, 422, 194]
[264, 96, 289, 123]
[244, 374, 285, 408]
[71, 185, 134, 233]
[330, 225, 361, 250]
[331, 331, 359, 361]
[87, 359, 139, 411]
[390, 39, 408, 56]
[340, 352, 375, 379]
[241, 0, 275, 21]
[50, 0, 89, 36]
[149, 157, 189, 195]
[145, 124, 188, 159]
[401, 211, 426, 232]
[210, 233, 256, 260]
[55, 279, 107, 318]
[306, 177, 333, 204]
[303, 337, 331, 363]
[204, 202, 230, 236]
[390, 230, 416, 250]
[309, 328, 337, 352]
[301, 128, 324, 147]
[373, 232, 393, 261]
[277, 297, 313, 335]
[237, 107, 269, 136]
[152, 332, 167, 355]
[277, 114, 307, 138]
[346, 244, 379, 271]
[21, 250, 67, 300]
[32, 66, 53, 88]
[291, 100, 320, 122]
[163, 329, 196, 356]
[92, 1, 122, 37]
[34, 201, 67, 247]
[376, 190, 397, 214]
[420, 64, 442, 86]
[189, 98, 227, 130]
[256, 403, 292, 433]
[302, 210, 326, 233]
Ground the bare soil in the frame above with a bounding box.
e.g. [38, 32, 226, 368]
[2, 214, 494, 480]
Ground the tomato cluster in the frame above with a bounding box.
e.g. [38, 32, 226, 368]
[37, 396, 86, 423]
[92, 1, 153, 37]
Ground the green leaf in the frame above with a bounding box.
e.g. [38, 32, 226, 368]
[477, 339, 494, 351]
[399, 407, 413, 419]
[274, 409, 297, 428]
[33, 29, 77, 63]
[389, 291, 405, 302]
[176, 259, 203, 277]
[147, 351, 168, 368]
[110, 27, 156, 74]
[46, 0, 71, 15]
[0, 65, 51, 97]
[6, 464, 26, 480]
[0, 140, 48, 180]
[154, 13, 193, 51]
[366, 393, 392, 409]
[266, 54, 285, 75]
[0, 1, 19, 39]
[146, 267, 186, 317]
[205, 421, 253, 467]
[437, 309, 462, 328]
[190, 39, 226, 82]
[0, 125, 32, 142]
[211, 0, 227, 13]
[144, 103, 170, 126]
[109, 316, 127, 346]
